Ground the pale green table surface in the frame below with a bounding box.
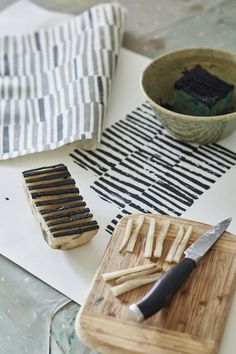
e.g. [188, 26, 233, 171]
[1, 0, 236, 353]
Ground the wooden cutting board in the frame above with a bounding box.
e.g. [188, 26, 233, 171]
[76, 214, 236, 354]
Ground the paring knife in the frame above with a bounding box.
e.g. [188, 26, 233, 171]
[129, 217, 232, 321]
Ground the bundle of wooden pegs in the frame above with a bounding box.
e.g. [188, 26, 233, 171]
[102, 214, 194, 297]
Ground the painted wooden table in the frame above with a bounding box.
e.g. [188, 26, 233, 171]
[1, 0, 236, 353]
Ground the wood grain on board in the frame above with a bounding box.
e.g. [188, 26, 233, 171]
[76, 214, 236, 354]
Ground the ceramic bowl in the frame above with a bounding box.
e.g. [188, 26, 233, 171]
[141, 48, 236, 144]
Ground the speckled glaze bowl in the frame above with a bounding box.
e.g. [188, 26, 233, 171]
[141, 48, 236, 144]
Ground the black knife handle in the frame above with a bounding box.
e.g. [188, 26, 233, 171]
[131, 258, 196, 320]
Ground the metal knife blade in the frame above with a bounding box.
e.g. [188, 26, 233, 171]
[184, 217, 232, 263]
[129, 217, 232, 321]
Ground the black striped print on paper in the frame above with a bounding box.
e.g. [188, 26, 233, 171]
[70, 103, 236, 234]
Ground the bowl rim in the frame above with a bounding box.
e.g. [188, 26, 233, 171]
[141, 47, 236, 122]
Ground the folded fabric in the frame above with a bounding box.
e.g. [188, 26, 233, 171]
[0, 3, 126, 159]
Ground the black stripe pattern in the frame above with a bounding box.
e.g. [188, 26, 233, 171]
[70, 102, 236, 234]
[23, 164, 99, 249]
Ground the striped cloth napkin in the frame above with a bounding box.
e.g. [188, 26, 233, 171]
[0, 3, 126, 160]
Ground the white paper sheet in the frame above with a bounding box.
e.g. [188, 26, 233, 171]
[0, 2, 236, 353]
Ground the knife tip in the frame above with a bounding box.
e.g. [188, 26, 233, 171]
[222, 217, 232, 228]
